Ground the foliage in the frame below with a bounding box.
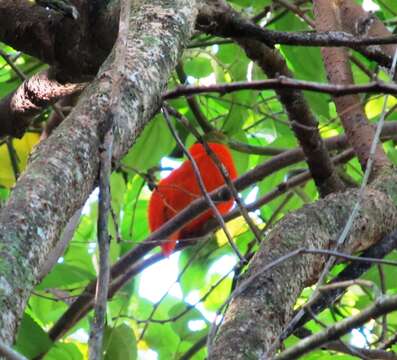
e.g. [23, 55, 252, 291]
[1, 0, 397, 359]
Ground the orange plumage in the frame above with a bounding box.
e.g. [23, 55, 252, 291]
[148, 143, 238, 256]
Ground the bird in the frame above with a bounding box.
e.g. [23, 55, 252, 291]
[148, 142, 237, 256]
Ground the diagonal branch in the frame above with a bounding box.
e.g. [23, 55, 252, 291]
[0, 0, 197, 344]
[46, 127, 397, 344]
[198, 0, 344, 197]
[197, 0, 393, 67]
[274, 294, 397, 360]
[88, 0, 132, 356]
[46, 147, 354, 347]
[208, 170, 397, 358]
[0, 70, 83, 137]
[313, 0, 390, 175]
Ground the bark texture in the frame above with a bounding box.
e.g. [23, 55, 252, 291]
[313, 0, 390, 174]
[0, 70, 83, 137]
[0, 0, 118, 81]
[208, 1, 397, 357]
[197, 0, 344, 197]
[339, 0, 397, 59]
[0, 0, 196, 343]
[209, 172, 397, 359]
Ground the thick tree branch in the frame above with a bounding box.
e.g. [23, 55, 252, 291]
[89, 0, 132, 355]
[0, 0, 196, 343]
[339, 0, 397, 59]
[164, 77, 397, 99]
[0, 0, 116, 81]
[88, 131, 113, 358]
[197, 0, 393, 67]
[313, 0, 390, 175]
[208, 168, 397, 359]
[0, 70, 83, 137]
[197, 0, 345, 197]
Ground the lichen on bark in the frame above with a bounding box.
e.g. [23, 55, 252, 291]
[0, 0, 197, 343]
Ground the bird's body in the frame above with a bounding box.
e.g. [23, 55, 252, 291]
[148, 143, 237, 255]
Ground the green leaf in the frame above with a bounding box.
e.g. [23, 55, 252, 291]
[202, 273, 232, 311]
[375, 0, 397, 15]
[145, 322, 179, 359]
[44, 342, 83, 360]
[121, 116, 175, 172]
[28, 294, 68, 326]
[104, 324, 137, 360]
[168, 303, 208, 341]
[363, 251, 397, 289]
[61, 215, 96, 275]
[184, 57, 213, 78]
[274, 13, 330, 119]
[216, 44, 246, 65]
[228, 0, 271, 10]
[229, 131, 250, 176]
[110, 172, 126, 216]
[15, 313, 53, 358]
[38, 263, 95, 289]
[0, 187, 10, 202]
[179, 244, 217, 296]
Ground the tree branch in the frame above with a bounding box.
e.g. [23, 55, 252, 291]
[0, 0, 116, 81]
[198, 0, 346, 197]
[0, 70, 83, 137]
[164, 77, 397, 99]
[0, 0, 196, 344]
[208, 170, 397, 358]
[274, 295, 397, 360]
[313, 0, 390, 175]
[197, 0, 393, 67]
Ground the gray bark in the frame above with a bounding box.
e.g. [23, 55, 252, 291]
[209, 171, 397, 359]
[0, 0, 197, 343]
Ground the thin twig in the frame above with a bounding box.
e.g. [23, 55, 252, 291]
[179, 335, 207, 360]
[5, 138, 20, 180]
[378, 264, 388, 343]
[38, 208, 82, 280]
[138, 235, 211, 339]
[0, 49, 26, 80]
[0, 340, 28, 360]
[325, 341, 397, 360]
[273, 294, 397, 360]
[318, 279, 375, 292]
[88, 130, 113, 360]
[88, 0, 131, 357]
[175, 63, 215, 133]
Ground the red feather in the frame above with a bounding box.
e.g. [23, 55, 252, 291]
[148, 143, 237, 255]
